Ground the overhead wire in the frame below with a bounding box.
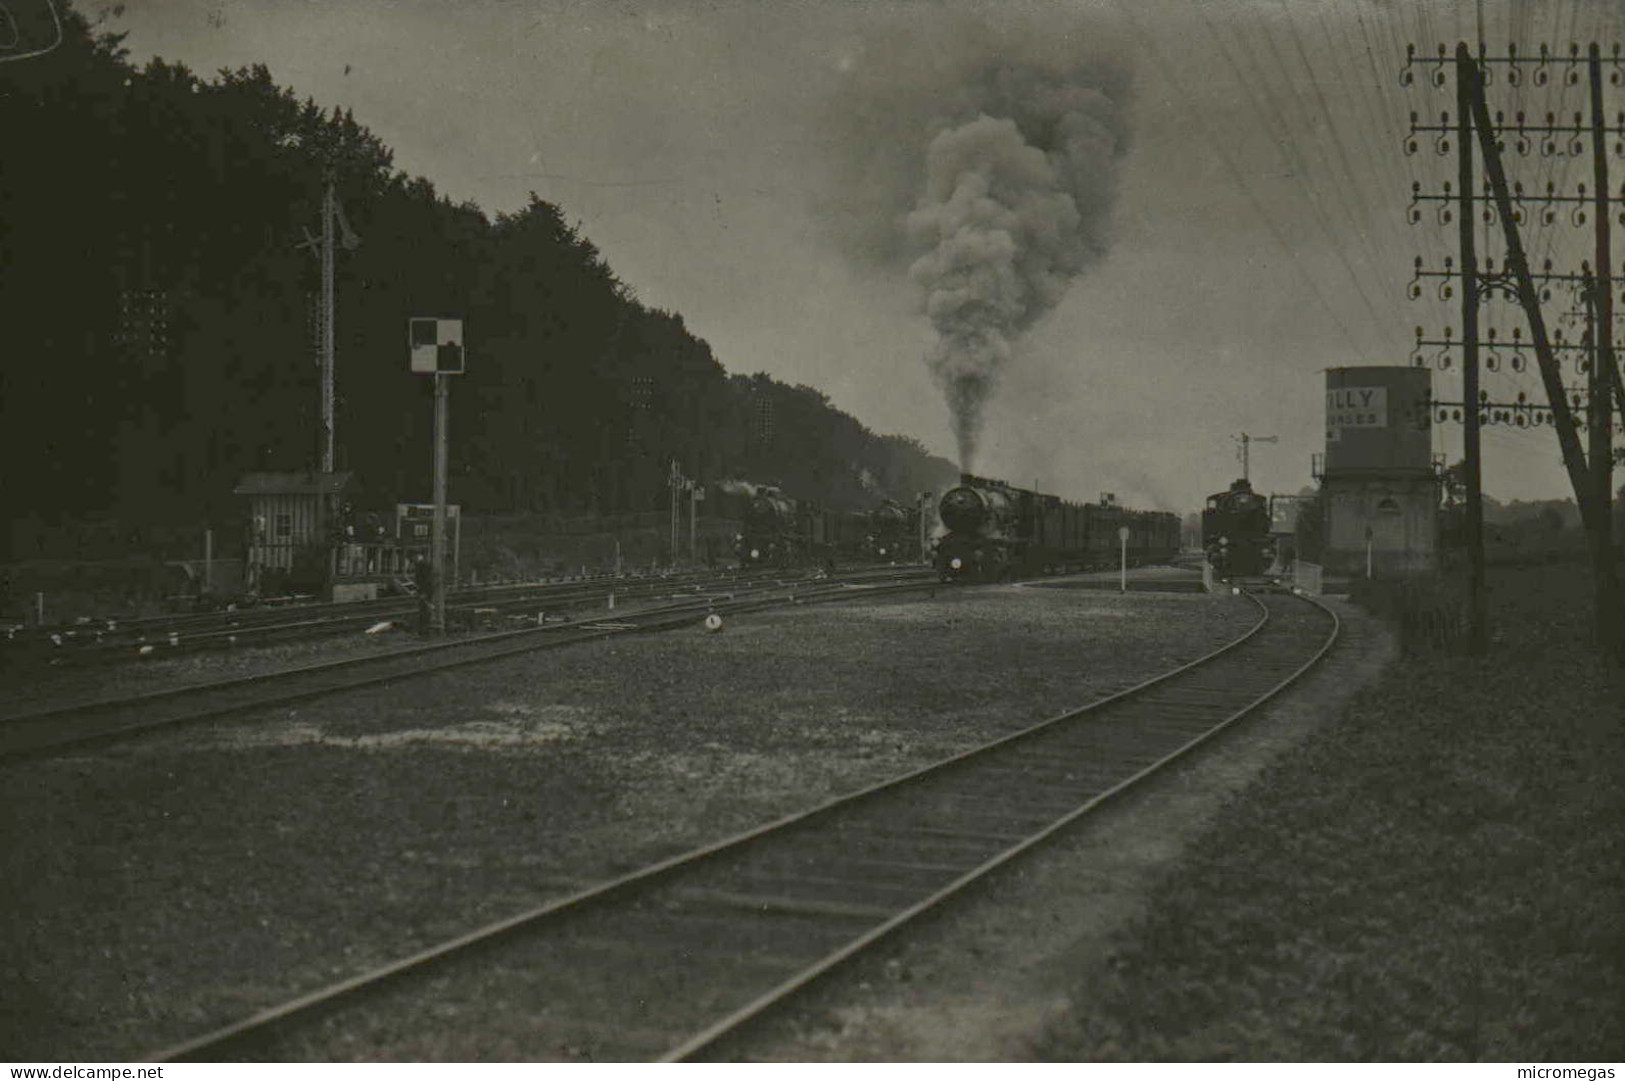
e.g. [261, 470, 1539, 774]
[1198, 3, 1395, 361]
[1107, 0, 1372, 368]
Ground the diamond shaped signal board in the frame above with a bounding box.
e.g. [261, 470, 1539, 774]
[409, 318, 464, 374]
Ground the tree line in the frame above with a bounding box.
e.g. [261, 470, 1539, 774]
[0, 4, 958, 559]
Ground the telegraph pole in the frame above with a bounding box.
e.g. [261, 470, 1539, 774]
[1408, 43, 1622, 658]
[1457, 50, 1487, 655]
[320, 177, 335, 474]
[299, 171, 360, 475]
[1587, 44, 1620, 655]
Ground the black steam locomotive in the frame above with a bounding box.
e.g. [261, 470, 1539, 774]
[1201, 478, 1275, 576]
[864, 498, 923, 563]
[934, 474, 1180, 582]
[735, 487, 867, 568]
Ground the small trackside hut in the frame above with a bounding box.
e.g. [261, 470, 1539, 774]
[235, 470, 412, 599]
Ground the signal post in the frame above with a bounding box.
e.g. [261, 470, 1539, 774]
[410, 317, 465, 635]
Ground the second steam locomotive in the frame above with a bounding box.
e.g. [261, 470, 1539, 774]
[1200, 478, 1275, 576]
[934, 474, 1179, 581]
[735, 488, 924, 567]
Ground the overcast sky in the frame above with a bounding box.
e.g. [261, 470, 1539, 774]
[105, 0, 1625, 511]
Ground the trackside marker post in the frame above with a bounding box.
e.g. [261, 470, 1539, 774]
[1118, 526, 1129, 593]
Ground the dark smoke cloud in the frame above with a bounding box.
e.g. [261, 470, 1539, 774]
[819, 13, 1132, 471]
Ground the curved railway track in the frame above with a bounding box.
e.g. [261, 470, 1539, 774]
[0, 569, 937, 759]
[145, 588, 1338, 1063]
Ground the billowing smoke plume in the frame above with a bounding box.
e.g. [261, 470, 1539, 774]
[907, 70, 1127, 469]
[820, 18, 1131, 472]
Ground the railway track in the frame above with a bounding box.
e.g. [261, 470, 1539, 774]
[3, 565, 908, 667]
[0, 569, 937, 759]
[145, 588, 1338, 1062]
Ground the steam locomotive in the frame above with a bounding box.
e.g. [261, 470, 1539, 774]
[934, 474, 1180, 582]
[734, 489, 928, 568]
[1201, 478, 1275, 576]
[735, 487, 866, 568]
[864, 498, 923, 563]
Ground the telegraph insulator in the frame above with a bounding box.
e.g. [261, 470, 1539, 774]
[1401, 43, 1416, 87]
[1452, 408, 1463, 421]
[1434, 44, 1449, 87]
[1479, 390, 1490, 403]
[1567, 43, 1582, 86]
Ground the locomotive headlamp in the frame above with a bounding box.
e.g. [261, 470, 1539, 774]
[950, 557, 964, 570]
[1219, 536, 1230, 546]
[750, 549, 760, 559]
[878, 547, 887, 556]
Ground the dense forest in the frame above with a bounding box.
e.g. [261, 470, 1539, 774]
[0, 4, 958, 560]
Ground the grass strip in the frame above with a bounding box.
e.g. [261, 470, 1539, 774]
[1041, 564, 1625, 1061]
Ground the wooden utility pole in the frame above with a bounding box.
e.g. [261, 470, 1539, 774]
[1587, 44, 1620, 656]
[1457, 50, 1487, 655]
[1457, 43, 1620, 660]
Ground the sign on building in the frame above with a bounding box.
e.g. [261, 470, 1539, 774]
[1326, 386, 1388, 439]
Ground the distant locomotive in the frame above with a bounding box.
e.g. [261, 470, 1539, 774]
[864, 498, 922, 563]
[934, 474, 1180, 582]
[1202, 478, 1275, 577]
[735, 487, 866, 568]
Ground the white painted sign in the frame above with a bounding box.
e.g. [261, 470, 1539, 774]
[1326, 386, 1388, 430]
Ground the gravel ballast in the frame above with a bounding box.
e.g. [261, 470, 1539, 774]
[1, 582, 1256, 1060]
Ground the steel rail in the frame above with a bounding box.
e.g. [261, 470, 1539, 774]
[3, 565, 886, 666]
[1, 572, 938, 759]
[141, 590, 1336, 1063]
[667, 590, 1340, 1061]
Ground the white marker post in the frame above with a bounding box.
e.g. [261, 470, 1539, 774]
[410, 317, 465, 635]
[1118, 525, 1130, 594]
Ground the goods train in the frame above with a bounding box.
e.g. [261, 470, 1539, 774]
[934, 474, 1180, 582]
[1201, 478, 1275, 576]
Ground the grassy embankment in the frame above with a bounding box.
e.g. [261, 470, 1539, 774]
[1043, 563, 1624, 1061]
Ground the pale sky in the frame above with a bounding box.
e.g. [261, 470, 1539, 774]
[105, 0, 1625, 511]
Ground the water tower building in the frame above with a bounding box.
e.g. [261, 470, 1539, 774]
[1321, 366, 1440, 576]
